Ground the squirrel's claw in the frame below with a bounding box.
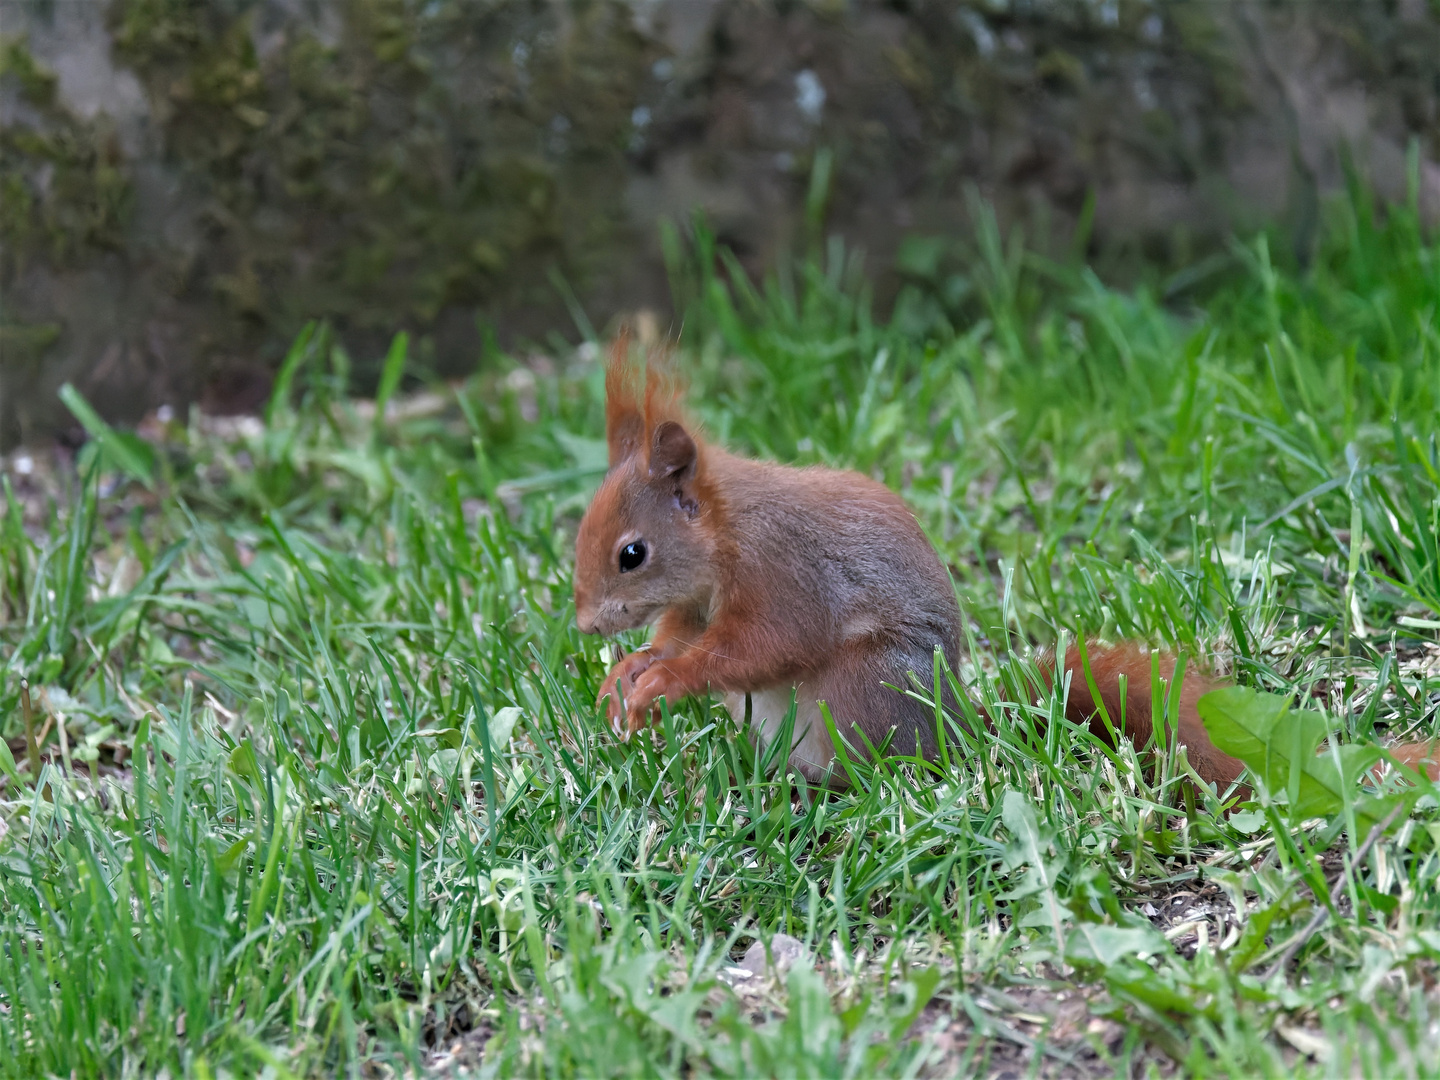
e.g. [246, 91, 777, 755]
[623, 666, 672, 735]
[598, 647, 655, 737]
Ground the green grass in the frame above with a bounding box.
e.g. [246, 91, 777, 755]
[2, 182, 1440, 1078]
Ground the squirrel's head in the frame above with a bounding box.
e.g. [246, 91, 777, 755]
[574, 336, 716, 636]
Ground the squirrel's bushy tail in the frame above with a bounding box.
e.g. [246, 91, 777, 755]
[1039, 643, 1246, 791]
[1382, 738, 1440, 780]
[1039, 643, 1440, 790]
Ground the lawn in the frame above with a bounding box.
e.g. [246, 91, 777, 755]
[2, 185, 1439, 1078]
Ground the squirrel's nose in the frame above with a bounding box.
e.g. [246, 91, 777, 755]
[574, 586, 595, 634]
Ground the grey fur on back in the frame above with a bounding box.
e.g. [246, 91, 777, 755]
[708, 451, 963, 762]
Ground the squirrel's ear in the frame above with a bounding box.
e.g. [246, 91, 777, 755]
[649, 420, 697, 481]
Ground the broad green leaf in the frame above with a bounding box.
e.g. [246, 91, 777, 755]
[1067, 924, 1168, 967]
[1228, 809, 1266, 834]
[1106, 965, 1213, 1017]
[1001, 789, 1067, 944]
[1199, 686, 1413, 832]
[489, 706, 522, 748]
[1197, 685, 1328, 795]
[228, 739, 260, 785]
[1296, 743, 1387, 818]
[1352, 791, 1419, 837]
[426, 747, 462, 778]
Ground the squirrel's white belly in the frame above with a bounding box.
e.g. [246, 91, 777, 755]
[723, 688, 837, 783]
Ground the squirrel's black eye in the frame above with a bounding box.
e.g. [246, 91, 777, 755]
[618, 540, 647, 572]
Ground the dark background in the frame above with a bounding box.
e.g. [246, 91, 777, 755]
[3, 0, 1439, 448]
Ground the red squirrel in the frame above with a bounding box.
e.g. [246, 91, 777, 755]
[572, 341, 1440, 790]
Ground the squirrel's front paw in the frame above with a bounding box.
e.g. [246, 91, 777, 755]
[624, 666, 679, 736]
[597, 648, 655, 734]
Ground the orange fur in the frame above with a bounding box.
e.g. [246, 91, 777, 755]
[603, 330, 642, 466]
[604, 330, 688, 466]
[1040, 644, 1246, 793]
[1382, 739, 1440, 782]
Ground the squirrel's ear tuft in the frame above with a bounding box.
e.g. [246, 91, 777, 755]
[649, 420, 697, 481]
[605, 330, 643, 465]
